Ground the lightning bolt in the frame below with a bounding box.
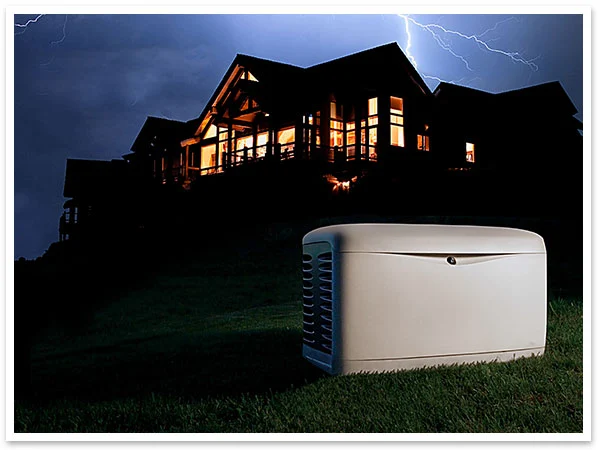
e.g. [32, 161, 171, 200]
[50, 15, 68, 45]
[14, 14, 45, 35]
[15, 14, 69, 47]
[398, 14, 539, 86]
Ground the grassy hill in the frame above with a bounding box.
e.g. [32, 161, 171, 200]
[14, 215, 583, 433]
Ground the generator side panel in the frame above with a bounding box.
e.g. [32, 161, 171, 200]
[302, 242, 342, 374]
[338, 252, 547, 364]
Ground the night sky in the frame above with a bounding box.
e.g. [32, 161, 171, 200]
[13, 14, 583, 259]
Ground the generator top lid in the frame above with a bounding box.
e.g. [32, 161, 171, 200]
[303, 223, 545, 254]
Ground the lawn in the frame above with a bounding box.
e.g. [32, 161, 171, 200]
[14, 217, 583, 433]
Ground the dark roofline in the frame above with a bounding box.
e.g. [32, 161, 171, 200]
[306, 42, 398, 69]
[433, 82, 493, 97]
[307, 42, 430, 96]
[236, 53, 303, 71]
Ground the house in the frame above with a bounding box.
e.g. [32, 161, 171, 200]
[60, 42, 582, 241]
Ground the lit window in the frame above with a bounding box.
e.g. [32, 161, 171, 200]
[330, 102, 343, 120]
[369, 128, 377, 146]
[247, 71, 258, 82]
[236, 135, 253, 151]
[366, 98, 378, 160]
[391, 96, 403, 115]
[256, 132, 268, 158]
[278, 127, 296, 159]
[417, 135, 429, 151]
[201, 144, 216, 171]
[204, 124, 217, 139]
[368, 98, 378, 116]
[240, 99, 249, 111]
[390, 96, 404, 147]
[278, 127, 295, 145]
[466, 142, 475, 163]
[330, 120, 343, 147]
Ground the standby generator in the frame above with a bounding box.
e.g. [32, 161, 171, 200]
[301, 223, 547, 375]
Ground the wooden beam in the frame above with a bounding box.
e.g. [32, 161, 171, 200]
[181, 136, 201, 147]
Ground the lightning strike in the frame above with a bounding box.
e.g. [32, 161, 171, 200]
[50, 15, 68, 45]
[14, 14, 45, 35]
[476, 16, 519, 39]
[399, 15, 539, 73]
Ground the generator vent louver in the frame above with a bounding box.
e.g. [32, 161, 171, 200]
[302, 244, 333, 355]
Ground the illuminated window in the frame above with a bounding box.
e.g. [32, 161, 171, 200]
[247, 71, 258, 82]
[330, 102, 343, 120]
[466, 142, 475, 163]
[278, 127, 296, 159]
[417, 135, 430, 151]
[240, 99, 249, 111]
[204, 124, 217, 139]
[391, 96, 403, 115]
[390, 96, 404, 147]
[330, 120, 343, 147]
[368, 97, 378, 116]
[366, 98, 378, 160]
[201, 144, 216, 171]
[256, 132, 268, 158]
[369, 128, 377, 147]
[278, 127, 295, 145]
[237, 135, 253, 151]
[315, 111, 321, 146]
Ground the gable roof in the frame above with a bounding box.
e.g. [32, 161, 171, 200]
[130, 116, 189, 153]
[496, 81, 578, 116]
[306, 42, 431, 97]
[185, 43, 432, 139]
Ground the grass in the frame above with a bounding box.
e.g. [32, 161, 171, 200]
[14, 221, 583, 433]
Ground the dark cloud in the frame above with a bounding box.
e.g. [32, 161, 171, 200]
[13, 14, 583, 259]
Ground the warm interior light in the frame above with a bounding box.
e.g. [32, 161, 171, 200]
[247, 71, 258, 82]
[204, 124, 217, 139]
[417, 134, 430, 151]
[201, 144, 216, 170]
[368, 98, 378, 116]
[278, 127, 295, 145]
[466, 142, 475, 163]
[390, 96, 403, 115]
[330, 120, 343, 147]
[237, 135, 253, 150]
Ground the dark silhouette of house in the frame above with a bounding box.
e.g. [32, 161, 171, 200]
[60, 42, 582, 241]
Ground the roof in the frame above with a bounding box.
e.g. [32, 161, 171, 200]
[186, 42, 432, 137]
[130, 116, 189, 153]
[306, 43, 430, 97]
[496, 81, 578, 116]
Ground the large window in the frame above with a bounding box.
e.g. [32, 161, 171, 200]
[346, 122, 356, 159]
[204, 124, 217, 139]
[278, 127, 295, 159]
[390, 96, 404, 147]
[234, 135, 253, 165]
[366, 97, 378, 160]
[330, 102, 344, 161]
[417, 135, 430, 151]
[466, 142, 475, 163]
[201, 144, 217, 173]
[256, 131, 268, 158]
[330, 120, 343, 147]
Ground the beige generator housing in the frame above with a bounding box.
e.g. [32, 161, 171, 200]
[301, 223, 547, 375]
